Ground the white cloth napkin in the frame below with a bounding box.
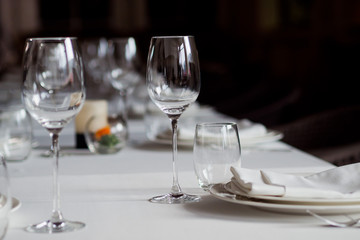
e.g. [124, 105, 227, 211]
[157, 119, 267, 141]
[237, 119, 267, 140]
[230, 163, 360, 199]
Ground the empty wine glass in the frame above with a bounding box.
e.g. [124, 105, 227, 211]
[106, 37, 142, 123]
[146, 36, 201, 203]
[22, 37, 86, 233]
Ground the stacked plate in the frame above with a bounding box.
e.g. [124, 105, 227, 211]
[209, 183, 360, 215]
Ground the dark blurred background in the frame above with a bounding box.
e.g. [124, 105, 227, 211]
[1, 0, 360, 165]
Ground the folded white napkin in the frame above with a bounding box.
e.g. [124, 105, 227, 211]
[155, 126, 194, 141]
[230, 163, 360, 199]
[237, 119, 267, 140]
[157, 119, 267, 141]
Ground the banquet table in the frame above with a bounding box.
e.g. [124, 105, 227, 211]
[5, 112, 360, 240]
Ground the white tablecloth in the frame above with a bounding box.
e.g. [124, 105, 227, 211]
[6, 116, 358, 240]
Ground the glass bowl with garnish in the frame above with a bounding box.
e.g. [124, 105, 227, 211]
[84, 114, 127, 154]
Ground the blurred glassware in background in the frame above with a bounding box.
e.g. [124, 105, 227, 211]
[0, 76, 23, 109]
[0, 90, 32, 161]
[106, 37, 142, 123]
[80, 38, 108, 84]
[0, 154, 11, 240]
[80, 38, 116, 100]
[127, 79, 148, 119]
[80, 37, 147, 122]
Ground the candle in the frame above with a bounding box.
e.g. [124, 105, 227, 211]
[75, 100, 108, 148]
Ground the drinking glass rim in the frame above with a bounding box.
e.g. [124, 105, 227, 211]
[196, 122, 237, 127]
[151, 35, 194, 39]
[26, 37, 77, 42]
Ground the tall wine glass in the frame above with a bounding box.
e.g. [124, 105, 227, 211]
[106, 37, 141, 123]
[22, 37, 86, 233]
[146, 36, 201, 203]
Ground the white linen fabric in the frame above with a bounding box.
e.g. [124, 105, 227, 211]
[230, 163, 360, 199]
[236, 119, 267, 140]
[157, 119, 268, 141]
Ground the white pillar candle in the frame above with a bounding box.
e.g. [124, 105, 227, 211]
[75, 100, 108, 133]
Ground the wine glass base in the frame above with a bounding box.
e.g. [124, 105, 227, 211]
[40, 150, 67, 158]
[25, 219, 85, 233]
[149, 193, 201, 204]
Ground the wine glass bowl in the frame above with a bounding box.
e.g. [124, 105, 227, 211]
[23, 38, 84, 131]
[106, 37, 142, 122]
[146, 36, 201, 203]
[22, 37, 86, 233]
[80, 38, 108, 83]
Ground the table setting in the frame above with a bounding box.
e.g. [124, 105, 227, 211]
[147, 117, 284, 147]
[1, 35, 360, 240]
[210, 163, 360, 215]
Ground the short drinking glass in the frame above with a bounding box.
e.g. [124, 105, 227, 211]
[193, 122, 241, 190]
[0, 106, 32, 161]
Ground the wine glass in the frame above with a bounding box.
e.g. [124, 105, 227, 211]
[106, 37, 142, 123]
[22, 37, 86, 233]
[146, 36, 201, 203]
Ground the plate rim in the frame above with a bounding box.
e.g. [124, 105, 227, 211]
[209, 184, 360, 214]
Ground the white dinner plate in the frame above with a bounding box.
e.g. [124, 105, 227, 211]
[209, 184, 360, 215]
[224, 182, 360, 205]
[150, 130, 283, 147]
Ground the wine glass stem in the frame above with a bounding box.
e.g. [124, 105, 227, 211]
[119, 91, 128, 123]
[50, 132, 63, 222]
[170, 118, 182, 195]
